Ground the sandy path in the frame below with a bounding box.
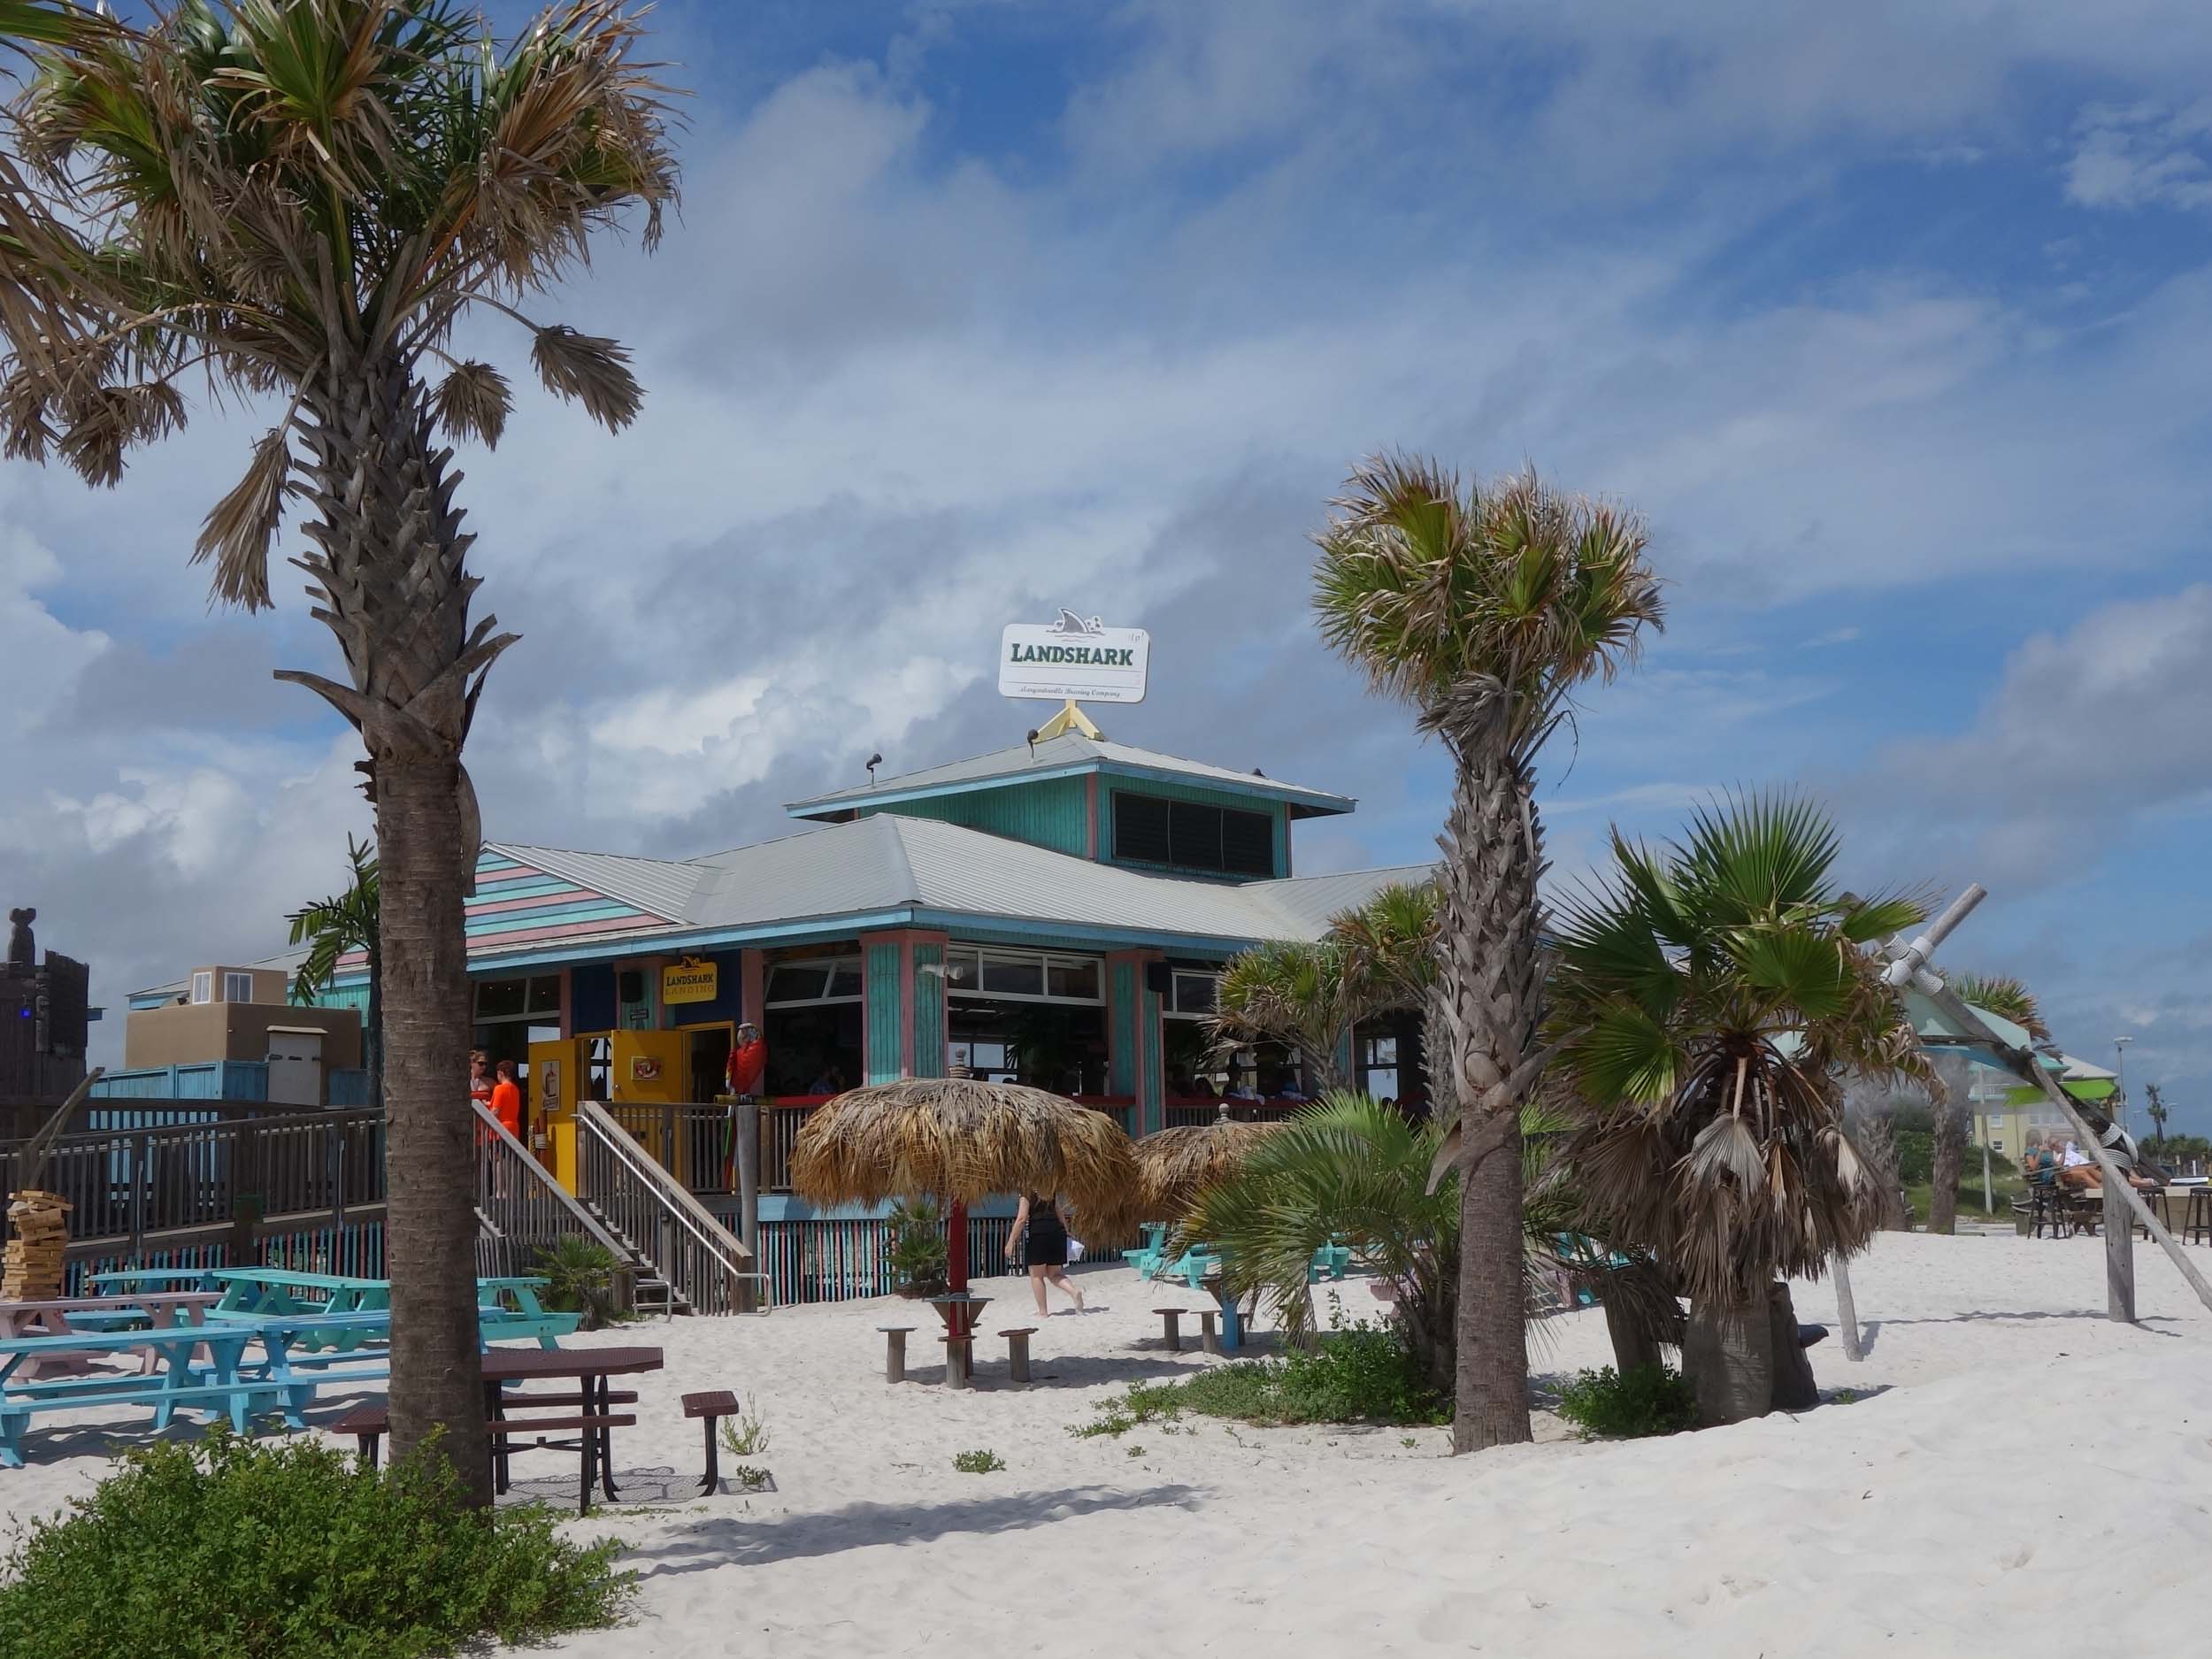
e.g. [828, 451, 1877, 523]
[4, 1231, 2207, 1656]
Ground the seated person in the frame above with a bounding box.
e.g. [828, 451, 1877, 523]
[2020, 1132, 2059, 1187]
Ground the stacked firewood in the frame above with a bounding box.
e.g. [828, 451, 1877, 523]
[1, 1190, 70, 1302]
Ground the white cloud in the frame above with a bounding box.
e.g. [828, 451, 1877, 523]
[2063, 99, 2212, 211]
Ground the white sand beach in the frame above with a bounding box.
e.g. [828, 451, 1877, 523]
[6, 1230, 2208, 1658]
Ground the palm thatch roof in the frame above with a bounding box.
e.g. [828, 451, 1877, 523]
[1133, 1106, 1283, 1217]
[788, 1078, 1138, 1229]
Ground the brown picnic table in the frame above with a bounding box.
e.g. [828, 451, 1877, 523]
[482, 1346, 664, 1511]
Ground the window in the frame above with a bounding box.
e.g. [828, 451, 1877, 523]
[943, 947, 1104, 1005]
[1112, 791, 1272, 876]
[765, 956, 864, 1007]
[1363, 1033, 1401, 1103]
[190, 972, 212, 1005]
[1164, 970, 1219, 1019]
[474, 975, 563, 1023]
[947, 1041, 1014, 1080]
[222, 972, 254, 1003]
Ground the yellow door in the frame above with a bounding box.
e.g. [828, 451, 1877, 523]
[609, 1029, 691, 1181]
[526, 1036, 588, 1190]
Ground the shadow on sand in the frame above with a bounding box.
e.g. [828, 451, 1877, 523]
[626, 1483, 1203, 1574]
[1855, 1309, 2184, 1356]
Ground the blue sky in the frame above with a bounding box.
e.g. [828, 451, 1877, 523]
[2, 1, 2208, 1131]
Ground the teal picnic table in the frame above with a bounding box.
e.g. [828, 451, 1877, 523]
[203, 1269, 577, 1351]
[0, 1324, 269, 1467]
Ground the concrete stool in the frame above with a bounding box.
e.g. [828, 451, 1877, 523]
[879, 1325, 917, 1383]
[1000, 1325, 1038, 1383]
[1153, 1308, 1186, 1351]
[1197, 1310, 1222, 1356]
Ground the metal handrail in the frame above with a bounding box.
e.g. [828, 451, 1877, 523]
[472, 1103, 637, 1314]
[575, 1101, 764, 1315]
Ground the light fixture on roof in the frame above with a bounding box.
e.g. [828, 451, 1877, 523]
[1025, 728, 1039, 756]
[865, 752, 882, 783]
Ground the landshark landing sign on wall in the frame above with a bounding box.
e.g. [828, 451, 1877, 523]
[999, 612, 1150, 703]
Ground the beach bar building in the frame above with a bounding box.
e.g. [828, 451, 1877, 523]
[118, 730, 1425, 1302]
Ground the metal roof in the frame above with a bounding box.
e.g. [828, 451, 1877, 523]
[489, 841, 702, 922]
[783, 732, 1355, 818]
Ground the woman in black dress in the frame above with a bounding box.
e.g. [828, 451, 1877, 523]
[1006, 1192, 1086, 1316]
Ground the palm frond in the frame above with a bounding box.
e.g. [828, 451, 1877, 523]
[192, 426, 292, 611]
[433, 358, 511, 447]
[529, 324, 641, 430]
[1951, 972, 2050, 1042]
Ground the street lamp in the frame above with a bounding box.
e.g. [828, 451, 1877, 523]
[2114, 1036, 2134, 1131]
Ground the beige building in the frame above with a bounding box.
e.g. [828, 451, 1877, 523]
[124, 964, 362, 1105]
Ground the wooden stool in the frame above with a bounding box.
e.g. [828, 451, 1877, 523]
[1197, 1310, 1222, 1356]
[2185, 1188, 2211, 1247]
[941, 1335, 972, 1389]
[682, 1389, 740, 1495]
[879, 1325, 917, 1383]
[999, 1325, 1038, 1383]
[1153, 1308, 1185, 1351]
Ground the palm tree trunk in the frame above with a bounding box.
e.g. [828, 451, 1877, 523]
[279, 355, 508, 1505]
[365, 934, 383, 1113]
[1929, 1052, 1973, 1235]
[1437, 742, 1545, 1452]
[1682, 1292, 1772, 1425]
[375, 756, 489, 1499]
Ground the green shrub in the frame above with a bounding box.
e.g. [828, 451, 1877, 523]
[951, 1448, 1005, 1474]
[1554, 1363, 1699, 1439]
[716, 1394, 771, 1459]
[886, 1196, 949, 1298]
[1072, 1319, 1447, 1436]
[0, 1430, 630, 1659]
[534, 1235, 627, 1330]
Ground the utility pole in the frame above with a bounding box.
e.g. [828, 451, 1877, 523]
[2113, 1036, 2133, 1132]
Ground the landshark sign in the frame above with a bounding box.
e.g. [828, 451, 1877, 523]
[999, 612, 1150, 704]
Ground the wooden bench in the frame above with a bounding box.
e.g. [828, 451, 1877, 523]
[1153, 1308, 1187, 1351]
[683, 1389, 740, 1494]
[879, 1325, 917, 1383]
[998, 1326, 1038, 1384]
[332, 1403, 641, 1514]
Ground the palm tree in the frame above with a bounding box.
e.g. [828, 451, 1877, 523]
[1210, 940, 1363, 1092]
[1928, 973, 2050, 1233]
[1329, 877, 1442, 1113]
[1210, 882, 1442, 1096]
[288, 834, 380, 1108]
[0, 1, 675, 1502]
[1313, 457, 1663, 1452]
[1184, 1092, 1575, 1400]
[1548, 794, 1929, 1425]
[2143, 1082, 2170, 1156]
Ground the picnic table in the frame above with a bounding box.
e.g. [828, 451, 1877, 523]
[0, 1323, 266, 1467]
[0, 1292, 221, 1379]
[480, 1345, 664, 1511]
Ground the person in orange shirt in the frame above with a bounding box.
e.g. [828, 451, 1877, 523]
[491, 1060, 524, 1140]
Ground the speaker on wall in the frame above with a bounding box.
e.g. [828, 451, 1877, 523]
[617, 970, 645, 1003]
[1143, 962, 1173, 996]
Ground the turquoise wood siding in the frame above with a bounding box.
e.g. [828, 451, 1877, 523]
[864, 941, 903, 1083]
[913, 943, 946, 1078]
[1109, 961, 1138, 1095]
[863, 775, 1088, 857]
[1105, 779, 1288, 880]
[1139, 982, 1164, 1133]
[306, 981, 371, 1014]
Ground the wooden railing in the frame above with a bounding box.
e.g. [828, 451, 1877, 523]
[472, 1103, 636, 1314]
[603, 1100, 748, 1194]
[1, 1109, 385, 1255]
[575, 1101, 763, 1315]
[1164, 1095, 1310, 1129]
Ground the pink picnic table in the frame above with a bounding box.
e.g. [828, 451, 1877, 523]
[0, 1293, 222, 1379]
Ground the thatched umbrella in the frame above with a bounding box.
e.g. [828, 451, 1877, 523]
[1133, 1102, 1283, 1219]
[789, 1078, 1139, 1291]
